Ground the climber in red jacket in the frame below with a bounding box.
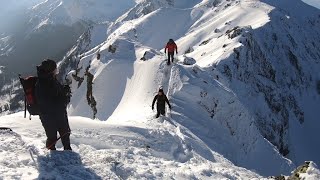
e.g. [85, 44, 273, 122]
[165, 39, 178, 65]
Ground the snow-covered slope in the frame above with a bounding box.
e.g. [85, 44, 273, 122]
[62, 0, 320, 175]
[0, 0, 140, 115]
[29, 0, 137, 29]
[0, 113, 265, 179]
[1, 0, 320, 178]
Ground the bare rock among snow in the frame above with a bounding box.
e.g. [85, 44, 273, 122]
[140, 49, 160, 61]
[199, 38, 212, 46]
[182, 56, 196, 65]
[108, 45, 117, 53]
[225, 26, 252, 39]
[278, 161, 320, 180]
[184, 47, 194, 54]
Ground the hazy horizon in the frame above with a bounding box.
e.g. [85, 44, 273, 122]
[302, 0, 320, 9]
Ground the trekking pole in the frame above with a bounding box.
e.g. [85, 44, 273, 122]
[46, 131, 71, 150]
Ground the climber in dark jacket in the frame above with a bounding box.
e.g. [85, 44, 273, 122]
[152, 88, 172, 118]
[35, 59, 72, 150]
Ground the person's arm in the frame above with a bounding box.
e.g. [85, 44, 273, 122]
[152, 95, 158, 109]
[52, 80, 70, 105]
[165, 95, 171, 109]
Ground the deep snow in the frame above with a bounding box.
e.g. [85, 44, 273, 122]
[1, 0, 320, 179]
[0, 113, 264, 179]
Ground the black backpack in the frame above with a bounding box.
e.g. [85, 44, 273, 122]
[19, 75, 40, 119]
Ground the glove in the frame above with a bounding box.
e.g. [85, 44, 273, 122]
[176, 51, 178, 54]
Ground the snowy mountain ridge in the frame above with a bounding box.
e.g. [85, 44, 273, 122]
[29, 0, 137, 30]
[63, 0, 320, 174]
[1, 0, 320, 179]
[0, 0, 136, 114]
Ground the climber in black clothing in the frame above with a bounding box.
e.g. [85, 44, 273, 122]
[152, 88, 172, 118]
[35, 59, 72, 150]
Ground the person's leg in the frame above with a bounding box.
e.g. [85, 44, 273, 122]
[41, 119, 57, 150]
[58, 114, 72, 150]
[59, 130, 71, 150]
[156, 111, 160, 118]
[156, 105, 161, 118]
[170, 52, 174, 63]
[160, 105, 166, 116]
[167, 53, 171, 65]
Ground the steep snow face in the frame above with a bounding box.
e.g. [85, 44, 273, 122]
[67, 38, 137, 120]
[117, 0, 202, 22]
[0, 0, 137, 114]
[19, 0, 319, 177]
[164, 0, 320, 167]
[58, 23, 111, 83]
[62, 0, 300, 176]
[211, 0, 320, 166]
[29, 0, 137, 29]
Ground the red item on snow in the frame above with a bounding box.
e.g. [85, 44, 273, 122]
[165, 42, 177, 53]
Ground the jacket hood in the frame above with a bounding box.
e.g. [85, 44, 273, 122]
[37, 59, 57, 79]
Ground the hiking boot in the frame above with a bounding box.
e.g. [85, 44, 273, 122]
[64, 146, 72, 151]
[48, 146, 56, 150]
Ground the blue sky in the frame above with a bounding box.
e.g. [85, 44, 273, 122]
[302, 0, 320, 9]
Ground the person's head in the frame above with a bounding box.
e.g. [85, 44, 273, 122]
[38, 59, 57, 76]
[169, 39, 174, 43]
[158, 88, 164, 95]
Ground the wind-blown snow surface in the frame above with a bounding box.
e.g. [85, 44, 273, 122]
[0, 113, 263, 179]
[67, 42, 293, 176]
[2, 0, 320, 178]
[62, 0, 320, 175]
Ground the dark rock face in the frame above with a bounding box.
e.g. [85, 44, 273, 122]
[85, 66, 97, 119]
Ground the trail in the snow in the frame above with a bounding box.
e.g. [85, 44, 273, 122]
[0, 129, 46, 179]
[148, 56, 202, 164]
[0, 112, 263, 179]
[156, 59, 172, 92]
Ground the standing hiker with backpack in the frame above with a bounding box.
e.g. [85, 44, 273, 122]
[35, 59, 72, 150]
[165, 39, 178, 65]
[152, 88, 172, 118]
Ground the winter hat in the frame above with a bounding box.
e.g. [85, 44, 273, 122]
[159, 88, 164, 93]
[39, 59, 57, 74]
